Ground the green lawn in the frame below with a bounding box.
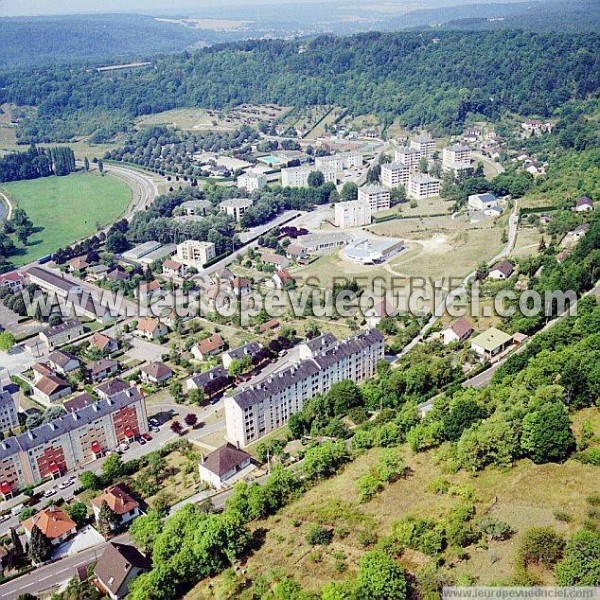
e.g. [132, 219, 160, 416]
[1, 171, 130, 266]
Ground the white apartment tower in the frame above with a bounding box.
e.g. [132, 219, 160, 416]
[380, 162, 410, 188]
[358, 184, 391, 213]
[442, 144, 472, 166]
[407, 174, 441, 200]
[334, 200, 372, 228]
[410, 134, 436, 159]
[237, 171, 267, 192]
[176, 240, 217, 268]
[224, 330, 385, 447]
[314, 152, 362, 172]
[281, 166, 336, 188]
[394, 146, 422, 170]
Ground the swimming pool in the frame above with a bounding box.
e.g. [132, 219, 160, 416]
[258, 155, 282, 165]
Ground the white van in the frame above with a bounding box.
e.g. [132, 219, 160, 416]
[10, 504, 24, 517]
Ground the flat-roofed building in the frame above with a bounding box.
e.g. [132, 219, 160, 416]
[225, 329, 384, 447]
[315, 152, 362, 172]
[121, 241, 162, 262]
[0, 389, 18, 434]
[219, 198, 253, 222]
[407, 173, 441, 200]
[410, 133, 436, 158]
[443, 143, 472, 166]
[180, 200, 212, 216]
[237, 171, 267, 192]
[297, 231, 351, 255]
[394, 146, 422, 170]
[176, 240, 216, 269]
[358, 184, 391, 212]
[468, 193, 498, 210]
[334, 200, 372, 228]
[381, 162, 409, 188]
[281, 166, 335, 188]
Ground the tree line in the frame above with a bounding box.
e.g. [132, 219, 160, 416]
[1, 30, 597, 143]
[0, 144, 75, 183]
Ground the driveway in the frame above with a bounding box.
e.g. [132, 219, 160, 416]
[52, 525, 105, 560]
[124, 337, 168, 363]
[0, 344, 37, 377]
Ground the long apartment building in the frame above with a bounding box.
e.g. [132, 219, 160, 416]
[358, 184, 391, 213]
[225, 329, 385, 447]
[380, 162, 410, 189]
[407, 173, 441, 200]
[281, 166, 336, 188]
[0, 388, 147, 498]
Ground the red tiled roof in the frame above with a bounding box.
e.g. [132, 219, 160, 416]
[22, 506, 76, 540]
[195, 334, 225, 355]
[92, 485, 138, 515]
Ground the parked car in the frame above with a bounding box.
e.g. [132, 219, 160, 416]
[43, 488, 57, 498]
[0, 514, 11, 523]
[148, 418, 159, 427]
[142, 432, 152, 442]
[58, 480, 73, 490]
[138, 437, 146, 445]
[10, 504, 24, 516]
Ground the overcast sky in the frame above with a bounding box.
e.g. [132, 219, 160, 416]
[0, 0, 530, 18]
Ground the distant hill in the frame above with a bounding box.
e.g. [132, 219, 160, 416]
[0, 13, 239, 69]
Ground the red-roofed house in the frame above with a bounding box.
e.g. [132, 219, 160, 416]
[162, 259, 187, 278]
[440, 317, 475, 345]
[0, 271, 23, 293]
[92, 485, 140, 530]
[191, 334, 225, 361]
[488, 261, 514, 280]
[23, 506, 77, 546]
[198, 443, 253, 490]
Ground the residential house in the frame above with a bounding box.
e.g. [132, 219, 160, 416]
[140, 362, 173, 385]
[87, 265, 109, 281]
[186, 366, 232, 399]
[68, 257, 89, 273]
[92, 485, 140, 530]
[33, 375, 71, 403]
[222, 341, 264, 370]
[23, 506, 77, 546]
[134, 318, 168, 341]
[64, 392, 96, 413]
[162, 259, 187, 278]
[488, 261, 514, 280]
[231, 277, 252, 297]
[95, 378, 129, 400]
[470, 327, 513, 360]
[272, 269, 294, 289]
[88, 359, 119, 383]
[260, 252, 289, 269]
[135, 280, 161, 300]
[89, 332, 118, 354]
[259, 319, 280, 334]
[439, 317, 475, 345]
[191, 334, 225, 361]
[0, 271, 23, 293]
[198, 443, 253, 490]
[48, 351, 80, 375]
[574, 197, 594, 212]
[40, 320, 85, 351]
[285, 244, 309, 264]
[94, 542, 150, 600]
[106, 266, 131, 283]
[32, 362, 55, 382]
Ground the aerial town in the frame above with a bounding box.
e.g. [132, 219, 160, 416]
[0, 5, 597, 599]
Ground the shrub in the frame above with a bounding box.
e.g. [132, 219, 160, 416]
[519, 527, 565, 567]
[475, 516, 514, 541]
[357, 473, 384, 503]
[393, 516, 446, 556]
[357, 529, 378, 547]
[305, 524, 333, 546]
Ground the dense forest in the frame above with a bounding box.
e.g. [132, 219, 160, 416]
[1, 30, 597, 143]
[0, 144, 76, 183]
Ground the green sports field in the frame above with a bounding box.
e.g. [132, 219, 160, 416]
[1, 171, 130, 266]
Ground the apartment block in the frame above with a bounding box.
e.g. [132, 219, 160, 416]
[357, 184, 391, 213]
[0, 389, 18, 434]
[314, 152, 362, 172]
[410, 134, 436, 158]
[380, 162, 410, 188]
[219, 198, 253, 222]
[442, 144, 472, 166]
[0, 388, 147, 498]
[394, 146, 422, 170]
[334, 200, 372, 228]
[281, 166, 336, 188]
[407, 173, 441, 200]
[225, 330, 385, 447]
[237, 171, 267, 192]
[176, 240, 217, 269]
